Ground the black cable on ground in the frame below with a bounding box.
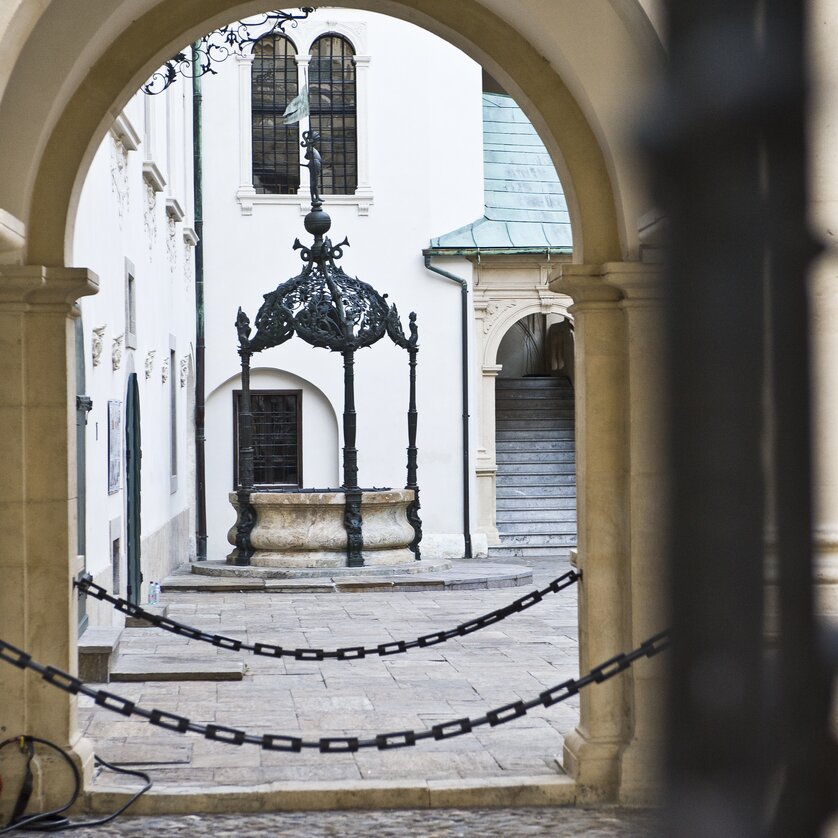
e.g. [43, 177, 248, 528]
[0, 737, 150, 834]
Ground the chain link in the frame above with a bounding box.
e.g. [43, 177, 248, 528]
[0, 629, 670, 753]
[74, 570, 581, 660]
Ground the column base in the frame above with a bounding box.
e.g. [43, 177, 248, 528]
[814, 537, 838, 617]
[618, 737, 664, 805]
[562, 727, 622, 802]
[0, 735, 94, 823]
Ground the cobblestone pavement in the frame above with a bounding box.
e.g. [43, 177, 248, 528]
[23, 807, 658, 836]
[79, 556, 582, 789]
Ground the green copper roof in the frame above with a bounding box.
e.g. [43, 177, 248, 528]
[430, 93, 572, 251]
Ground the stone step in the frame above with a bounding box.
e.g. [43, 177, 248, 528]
[496, 486, 577, 499]
[495, 377, 571, 389]
[125, 603, 168, 629]
[496, 462, 576, 475]
[496, 509, 578, 523]
[488, 545, 575, 558]
[497, 430, 575, 441]
[110, 656, 245, 682]
[495, 412, 574, 427]
[496, 456, 575, 466]
[496, 496, 577, 510]
[497, 533, 578, 547]
[496, 400, 574, 412]
[496, 420, 576, 432]
[498, 521, 578, 535]
[78, 627, 122, 683]
[496, 474, 577, 487]
[496, 440, 576, 453]
[496, 389, 573, 398]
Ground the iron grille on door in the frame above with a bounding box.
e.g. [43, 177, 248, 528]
[233, 390, 302, 488]
[252, 35, 300, 194]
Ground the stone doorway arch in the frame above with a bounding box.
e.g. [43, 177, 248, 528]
[473, 265, 574, 545]
[0, 0, 666, 810]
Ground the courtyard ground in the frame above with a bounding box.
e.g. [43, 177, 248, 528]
[66, 555, 660, 834]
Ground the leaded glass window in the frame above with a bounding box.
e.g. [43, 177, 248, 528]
[233, 390, 302, 488]
[309, 35, 357, 194]
[252, 36, 300, 194]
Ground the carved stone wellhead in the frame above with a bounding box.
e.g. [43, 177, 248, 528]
[230, 132, 421, 567]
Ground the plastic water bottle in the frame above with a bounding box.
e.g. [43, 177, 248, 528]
[148, 581, 160, 606]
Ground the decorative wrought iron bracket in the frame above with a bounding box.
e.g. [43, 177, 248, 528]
[143, 8, 316, 95]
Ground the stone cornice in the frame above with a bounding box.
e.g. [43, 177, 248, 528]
[0, 266, 99, 309]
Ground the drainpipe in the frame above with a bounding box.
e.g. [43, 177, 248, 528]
[422, 252, 473, 558]
[192, 43, 208, 561]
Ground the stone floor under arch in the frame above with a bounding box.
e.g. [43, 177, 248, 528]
[77, 554, 586, 811]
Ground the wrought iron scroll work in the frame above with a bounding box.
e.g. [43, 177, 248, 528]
[235, 131, 420, 567]
[143, 9, 316, 95]
[388, 308, 422, 558]
[230, 310, 256, 565]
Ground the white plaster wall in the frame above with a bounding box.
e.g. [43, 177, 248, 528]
[201, 9, 484, 558]
[72, 83, 196, 606]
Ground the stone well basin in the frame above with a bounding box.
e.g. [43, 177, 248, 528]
[227, 489, 416, 567]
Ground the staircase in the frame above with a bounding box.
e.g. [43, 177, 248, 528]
[489, 375, 577, 558]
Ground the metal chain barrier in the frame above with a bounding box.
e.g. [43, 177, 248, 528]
[74, 569, 581, 660]
[0, 629, 669, 753]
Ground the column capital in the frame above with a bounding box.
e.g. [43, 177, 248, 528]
[549, 264, 621, 304]
[0, 266, 98, 310]
[550, 261, 665, 305]
[482, 364, 503, 377]
[605, 263, 665, 302]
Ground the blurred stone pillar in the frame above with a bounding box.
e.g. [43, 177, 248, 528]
[0, 266, 97, 821]
[552, 264, 629, 800]
[809, 0, 838, 617]
[609, 263, 668, 804]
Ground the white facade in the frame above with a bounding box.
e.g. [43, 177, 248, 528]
[200, 9, 485, 559]
[72, 82, 197, 617]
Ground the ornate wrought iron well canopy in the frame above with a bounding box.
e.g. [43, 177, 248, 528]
[231, 132, 421, 568]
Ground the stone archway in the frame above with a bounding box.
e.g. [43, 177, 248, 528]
[0, 0, 666, 811]
[472, 260, 574, 545]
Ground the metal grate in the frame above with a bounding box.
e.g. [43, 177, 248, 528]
[233, 391, 301, 487]
[309, 35, 357, 195]
[252, 35, 300, 195]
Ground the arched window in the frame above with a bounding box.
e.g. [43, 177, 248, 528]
[309, 35, 357, 194]
[251, 35, 299, 194]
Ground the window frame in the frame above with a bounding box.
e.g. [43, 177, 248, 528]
[250, 33, 301, 196]
[308, 33, 358, 197]
[232, 388, 303, 490]
[235, 19, 372, 215]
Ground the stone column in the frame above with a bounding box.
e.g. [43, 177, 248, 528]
[353, 54, 373, 204]
[607, 263, 668, 804]
[234, 51, 256, 215]
[551, 265, 629, 800]
[0, 266, 97, 820]
[809, 0, 838, 615]
[476, 363, 502, 544]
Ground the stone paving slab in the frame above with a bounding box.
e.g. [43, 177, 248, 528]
[77, 556, 587, 814]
